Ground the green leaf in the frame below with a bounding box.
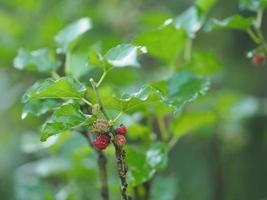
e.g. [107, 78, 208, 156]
[196, 0, 217, 12]
[22, 77, 86, 103]
[174, 6, 205, 38]
[88, 86, 162, 114]
[13, 48, 60, 73]
[239, 0, 267, 11]
[181, 51, 222, 75]
[90, 71, 209, 114]
[205, 15, 254, 31]
[41, 103, 94, 142]
[152, 71, 210, 113]
[104, 43, 146, 68]
[134, 23, 186, 64]
[88, 44, 146, 70]
[127, 143, 168, 186]
[65, 51, 89, 79]
[88, 46, 106, 68]
[22, 100, 60, 119]
[171, 111, 216, 137]
[55, 17, 92, 53]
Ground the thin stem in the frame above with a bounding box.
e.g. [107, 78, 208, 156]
[64, 51, 71, 75]
[51, 71, 60, 79]
[168, 136, 179, 152]
[113, 112, 123, 123]
[255, 9, 263, 30]
[253, 9, 267, 50]
[81, 130, 109, 200]
[157, 117, 168, 141]
[90, 78, 110, 120]
[247, 28, 261, 44]
[82, 98, 93, 106]
[184, 38, 193, 63]
[96, 71, 107, 88]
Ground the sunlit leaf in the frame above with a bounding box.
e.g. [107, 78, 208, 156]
[13, 48, 60, 73]
[174, 6, 205, 38]
[134, 22, 186, 64]
[22, 99, 60, 119]
[55, 17, 92, 53]
[205, 15, 254, 31]
[41, 103, 94, 142]
[88, 43, 146, 70]
[104, 43, 146, 68]
[127, 143, 168, 186]
[22, 77, 86, 103]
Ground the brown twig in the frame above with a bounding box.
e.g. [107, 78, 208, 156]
[113, 142, 130, 200]
[81, 130, 110, 200]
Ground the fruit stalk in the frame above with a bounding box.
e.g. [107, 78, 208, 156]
[114, 143, 130, 200]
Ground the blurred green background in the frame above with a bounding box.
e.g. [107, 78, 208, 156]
[1, 0, 267, 200]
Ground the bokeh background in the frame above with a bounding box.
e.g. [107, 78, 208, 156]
[1, 0, 267, 200]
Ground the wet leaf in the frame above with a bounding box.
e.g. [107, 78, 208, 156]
[90, 71, 209, 114]
[134, 23, 186, 64]
[205, 15, 254, 31]
[127, 143, 168, 186]
[22, 77, 86, 103]
[22, 99, 59, 119]
[41, 103, 94, 142]
[152, 71, 210, 113]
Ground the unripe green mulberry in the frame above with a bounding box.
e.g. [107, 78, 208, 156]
[92, 119, 111, 134]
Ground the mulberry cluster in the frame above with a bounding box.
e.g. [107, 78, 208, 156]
[92, 121, 128, 150]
